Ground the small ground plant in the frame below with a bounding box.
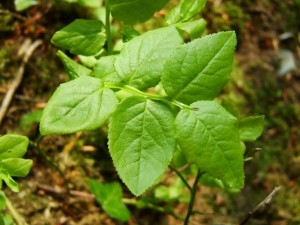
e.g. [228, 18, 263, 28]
[0, 134, 32, 224]
[38, 0, 264, 223]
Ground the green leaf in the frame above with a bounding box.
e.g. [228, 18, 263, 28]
[14, 0, 37, 11]
[0, 159, 32, 177]
[90, 180, 131, 221]
[154, 178, 187, 202]
[78, 0, 101, 8]
[0, 191, 6, 211]
[114, 26, 183, 89]
[166, 0, 207, 24]
[0, 214, 14, 225]
[175, 101, 244, 190]
[20, 110, 43, 130]
[57, 51, 92, 79]
[199, 174, 225, 189]
[1, 171, 19, 192]
[239, 116, 265, 142]
[171, 148, 188, 168]
[0, 135, 29, 159]
[51, 19, 106, 56]
[110, 0, 170, 24]
[221, 99, 240, 118]
[162, 31, 237, 104]
[109, 96, 176, 195]
[122, 26, 140, 43]
[40, 76, 118, 135]
[176, 19, 206, 40]
[92, 55, 121, 83]
[78, 55, 99, 68]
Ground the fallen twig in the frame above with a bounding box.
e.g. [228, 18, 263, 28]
[0, 39, 42, 127]
[37, 184, 95, 200]
[239, 186, 282, 225]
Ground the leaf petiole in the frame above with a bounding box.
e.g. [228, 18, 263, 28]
[104, 82, 193, 110]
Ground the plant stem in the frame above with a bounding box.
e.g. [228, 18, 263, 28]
[105, 0, 113, 55]
[169, 165, 192, 191]
[184, 169, 203, 225]
[4, 193, 29, 225]
[104, 82, 193, 110]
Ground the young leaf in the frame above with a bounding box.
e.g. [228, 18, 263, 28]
[199, 174, 225, 189]
[0, 135, 29, 159]
[40, 77, 118, 135]
[176, 19, 207, 40]
[78, 55, 99, 68]
[122, 26, 140, 42]
[0, 191, 6, 211]
[110, 0, 169, 24]
[0, 171, 19, 192]
[166, 0, 207, 24]
[154, 178, 187, 202]
[90, 180, 131, 221]
[57, 51, 92, 79]
[51, 19, 106, 56]
[14, 0, 37, 11]
[175, 101, 244, 190]
[0, 159, 32, 177]
[78, 0, 101, 8]
[109, 96, 176, 195]
[239, 116, 265, 142]
[221, 99, 240, 118]
[92, 55, 121, 83]
[0, 214, 15, 225]
[114, 26, 183, 89]
[20, 110, 43, 130]
[162, 31, 237, 104]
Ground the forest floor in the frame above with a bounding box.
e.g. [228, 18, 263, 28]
[0, 0, 300, 225]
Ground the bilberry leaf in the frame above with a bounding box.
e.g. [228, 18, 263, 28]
[92, 55, 121, 83]
[176, 19, 207, 40]
[1, 171, 19, 192]
[114, 26, 183, 89]
[51, 19, 106, 56]
[57, 50, 92, 79]
[166, 0, 207, 24]
[14, 0, 37, 11]
[110, 0, 169, 24]
[162, 31, 237, 104]
[175, 101, 244, 190]
[0, 135, 29, 159]
[239, 116, 265, 142]
[0, 159, 32, 177]
[90, 180, 131, 221]
[40, 77, 118, 135]
[109, 96, 176, 195]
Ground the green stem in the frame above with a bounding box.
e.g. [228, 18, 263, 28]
[4, 192, 29, 225]
[104, 82, 193, 110]
[169, 165, 192, 191]
[105, 0, 113, 55]
[184, 169, 203, 225]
